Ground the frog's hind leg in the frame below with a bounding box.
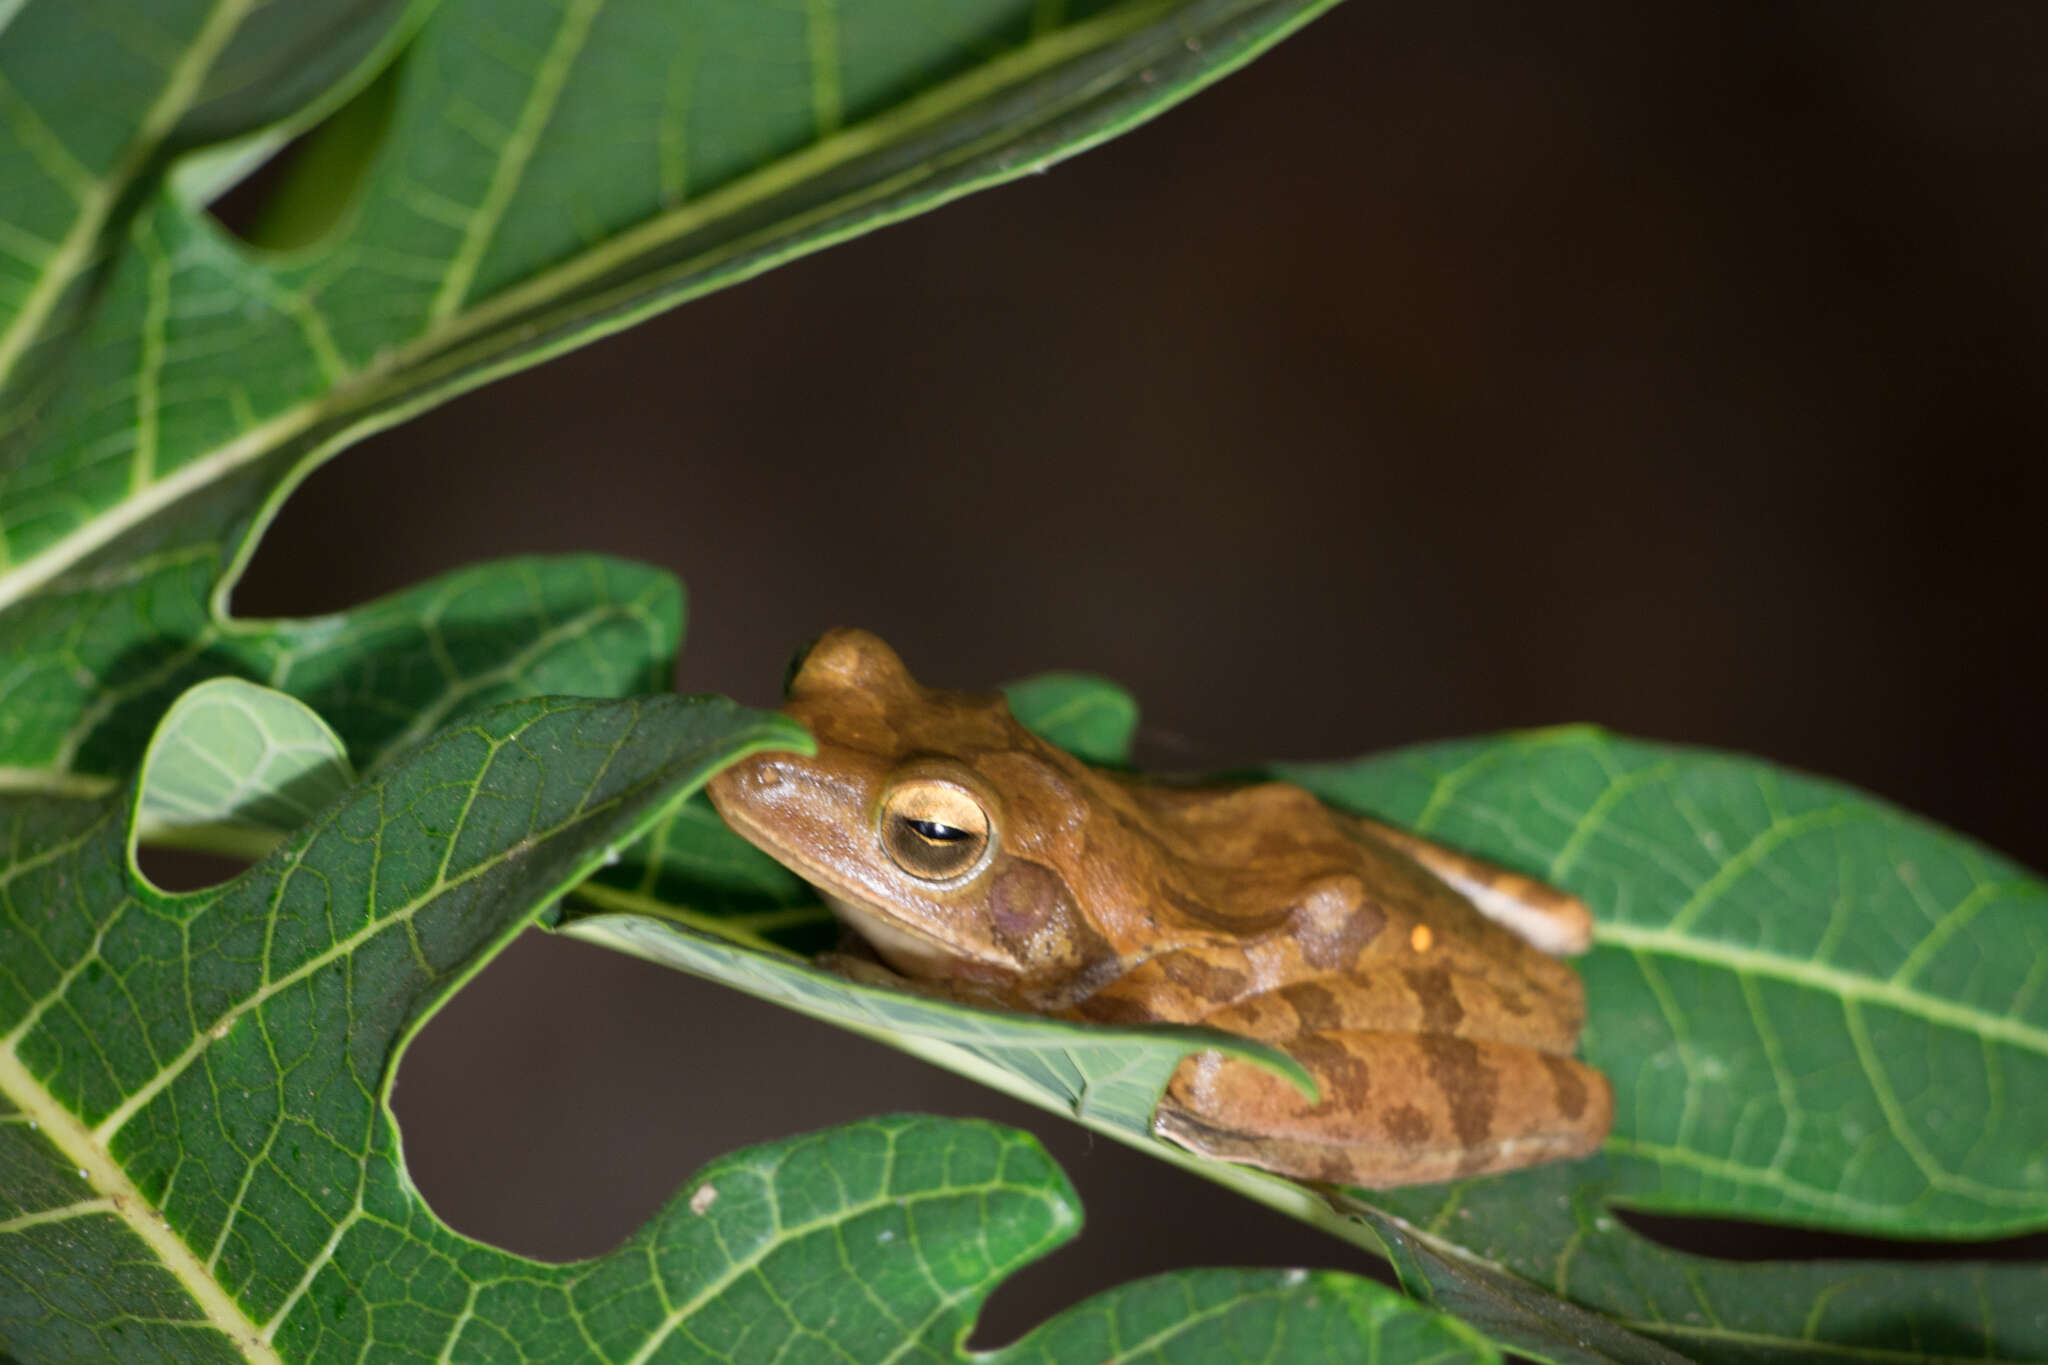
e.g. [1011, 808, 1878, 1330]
[1353, 817, 1593, 957]
[1195, 963, 1586, 1056]
[1158, 1029, 1612, 1187]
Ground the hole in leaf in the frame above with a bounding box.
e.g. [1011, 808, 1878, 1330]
[206, 58, 399, 251]
[134, 845, 253, 895]
[1614, 1207, 2048, 1263]
[227, 373, 609, 623]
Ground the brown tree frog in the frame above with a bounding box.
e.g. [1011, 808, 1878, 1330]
[707, 630, 1613, 1187]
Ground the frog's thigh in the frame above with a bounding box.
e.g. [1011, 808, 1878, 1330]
[1201, 968, 1582, 1056]
[1159, 1029, 1613, 1187]
[1356, 817, 1593, 956]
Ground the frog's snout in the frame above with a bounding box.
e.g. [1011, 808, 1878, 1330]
[705, 751, 793, 820]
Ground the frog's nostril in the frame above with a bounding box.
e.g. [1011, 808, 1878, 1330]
[711, 757, 777, 802]
[741, 758, 791, 792]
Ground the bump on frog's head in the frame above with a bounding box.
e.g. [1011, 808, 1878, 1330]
[785, 628, 914, 703]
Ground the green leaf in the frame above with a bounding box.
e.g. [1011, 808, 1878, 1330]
[0, 683, 1452, 1364]
[0, 0, 426, 398]
[1270, 728, 2048, 1363]
[1005, 671, 1141, 765]
[988, 1266, 1496, 1364]
[1350, 1210, 1691, 1365]
[0, 0, 1340, 788]
[568, 912, 1315, 1130]
[1275, 725, 2048, 1239]
[0, 549, 682, 781]
[1337, 1158, 2048, 1365]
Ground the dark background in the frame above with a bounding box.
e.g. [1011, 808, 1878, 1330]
[227, 0, 2046, 1342]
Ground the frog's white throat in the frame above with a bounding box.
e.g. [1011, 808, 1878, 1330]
[819, 889, 974, 978]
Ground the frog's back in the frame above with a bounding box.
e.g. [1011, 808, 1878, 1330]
[1109, 776, 1612, 1187]
[1089, 777, 1588, 1039]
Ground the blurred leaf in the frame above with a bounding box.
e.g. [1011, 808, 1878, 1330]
[0, 0, 425, 399]
[989, 1266, 1496, 1364]
[0, 549, 682, 780]
[1339, 1199, 1690, 1365]
[0, 0, 1340, 786]
[1005, 671, 1141, 765]
[1334, 1158, 2048, 1365]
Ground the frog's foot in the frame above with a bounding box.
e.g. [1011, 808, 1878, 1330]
[1157, 1029, 1613, 1187]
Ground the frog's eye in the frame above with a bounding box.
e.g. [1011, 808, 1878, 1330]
[881, 781, 992, 881]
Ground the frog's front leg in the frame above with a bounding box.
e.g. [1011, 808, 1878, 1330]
[1156, 1027, 1612, 1187]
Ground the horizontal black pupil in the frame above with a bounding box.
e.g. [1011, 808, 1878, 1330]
[906, 818, 969, 843]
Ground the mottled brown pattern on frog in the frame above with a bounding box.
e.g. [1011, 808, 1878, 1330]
[1419, 1034, 1500, 1159]
[1160, 879, 1293, 939]
[1404, 965, 1465, 1034]
[1541, 1052, 1590, 1121]
[1280, 980, 1345, 1033]
[1313, 1154, 1361, 1184]
[1291, 1033, 1371, 1115]
[1161, 952, 1250, 1003]
[1072, 991, 1157, 1026]
[1383, 1102, 1433, 1148]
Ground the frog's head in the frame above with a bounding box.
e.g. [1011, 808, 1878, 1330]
[706, 629, 1126, 1001]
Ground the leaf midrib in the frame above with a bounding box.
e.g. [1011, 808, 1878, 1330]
[0, 1045, 277, 1363]
[426, 0, 604, 321]
[1597, 918, 2048, 1057]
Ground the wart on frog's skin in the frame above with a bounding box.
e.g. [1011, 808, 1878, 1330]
[707, 629, 1613, 1188]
